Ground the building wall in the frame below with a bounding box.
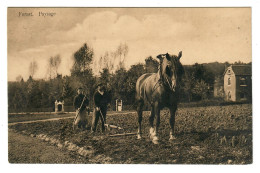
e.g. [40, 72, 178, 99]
[235, 75, 252, 101]
[224, 67, 236, 101]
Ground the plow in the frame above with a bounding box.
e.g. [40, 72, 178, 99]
[99, 110, 136, 137]
[73, 100, 136, 137]
[72, 92, 136, 137]
[104, 124, 136, 137]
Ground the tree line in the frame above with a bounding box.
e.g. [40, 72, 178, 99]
[8, 42, 251, 112]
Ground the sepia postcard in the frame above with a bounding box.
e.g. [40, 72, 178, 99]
[6, 6, 254, 167]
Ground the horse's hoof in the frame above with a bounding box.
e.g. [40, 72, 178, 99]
[153, 135, 159, 141]
[150, 135, 159, 144]
[152, 138, 159, 145]
[137, 134, 142, 140]
[169, 135, 177, 141]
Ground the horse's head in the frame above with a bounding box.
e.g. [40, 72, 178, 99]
[157, 51, 184, 92]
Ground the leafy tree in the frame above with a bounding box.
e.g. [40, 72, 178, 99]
[99, 68, 111, 87]
[203, 62, 226, 77]
[192, 63, 215, 86]
[26, 80, 42, 108]
[61, 76, 74, 106]
[8, 82, 27, 111]
[234, 60, 246, 65]
[38, 79, 50, 108]
[70, 43, 95, 101]
[71, 43, 94, 76]
[109, 64, 145, 106]
[181, 71, 195, 102]
[110, 67, 128, 102]
[191, 80, 209, 100]
[125, 64, 145, 104]
[181, 64, 214, 102]
[145, 56, 159, 73]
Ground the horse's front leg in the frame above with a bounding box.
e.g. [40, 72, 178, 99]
[169, 105, 177, 141]
[149, 102, 160, 144]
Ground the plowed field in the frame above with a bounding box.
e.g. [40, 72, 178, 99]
[8, 104, 252, 164]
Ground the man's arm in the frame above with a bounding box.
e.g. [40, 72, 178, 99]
[73, 96, 78, 109]
[84, 97, 89, 106]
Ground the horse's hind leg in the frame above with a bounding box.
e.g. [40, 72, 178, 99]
[137, 100, 144, 139]
[149, 105, 155, 139]
[149, 105, 155, 129]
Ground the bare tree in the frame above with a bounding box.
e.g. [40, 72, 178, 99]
[98, 56, 103, 72]
[47, 54, 62, 79]
[116, 43, 129, 69]
[109, 51, 117, 72]
[103, 51, 110, 69]
[122, 43, 129, 61]
[97, 43, 129, 74]
[29, 60, 38, 78]
[98, 51, 112, 73]
[53, 55, 61, 76]
[47, 57, 55, 79]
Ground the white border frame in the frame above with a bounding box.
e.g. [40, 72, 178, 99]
[1, 0, 259, 172]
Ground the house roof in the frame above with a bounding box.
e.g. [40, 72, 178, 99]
[231, 65, 252, 75]
[224, 65, 252, 76]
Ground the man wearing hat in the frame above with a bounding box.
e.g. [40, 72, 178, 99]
[73, 87, 89, 130]
[91, 83, 110, 133]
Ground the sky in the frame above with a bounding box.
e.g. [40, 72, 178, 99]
[8, 7, 251, 81]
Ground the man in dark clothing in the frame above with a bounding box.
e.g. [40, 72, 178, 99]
[73, 87, 89, 130]
[91, 84, 110, 133]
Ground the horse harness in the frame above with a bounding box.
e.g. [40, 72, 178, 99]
[141, 60, 178, 103]
[142, 74, 172, 104]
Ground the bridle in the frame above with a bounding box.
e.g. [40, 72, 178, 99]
[148, 65, 177, 96]
[165, 76, 176, 92]
[158, 58, 178, 93]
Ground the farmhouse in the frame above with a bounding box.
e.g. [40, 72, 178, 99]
[223, 65, 252, 102]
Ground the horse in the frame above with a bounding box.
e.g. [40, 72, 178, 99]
[135, 51, 184, 144]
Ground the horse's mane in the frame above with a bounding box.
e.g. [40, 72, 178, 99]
[158, 54, 184, 83]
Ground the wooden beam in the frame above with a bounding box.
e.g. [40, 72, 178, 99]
[109, 133, 136, 137]
[105, 124, 123, 130]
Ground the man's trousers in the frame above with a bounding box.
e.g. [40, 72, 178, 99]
[74, 109, 88, 129]
[91, 107, 107, 132]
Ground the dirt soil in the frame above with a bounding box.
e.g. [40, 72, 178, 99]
[8, 113, 73, 123]
[8, 104, 252, 164]
[8, 129, 88, 163]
